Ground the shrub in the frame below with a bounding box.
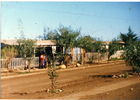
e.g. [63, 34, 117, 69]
[124, 72, 129, 78]
[48, 59, 58, 92]
[125, 42, 140, 75]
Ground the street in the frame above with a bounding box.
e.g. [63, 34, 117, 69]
[1, 62, 136, 99]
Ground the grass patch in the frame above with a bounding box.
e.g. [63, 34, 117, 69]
[109, 57, 125, 61]
[17, 71, 32, 74]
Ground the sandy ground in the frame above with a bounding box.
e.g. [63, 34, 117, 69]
[80, 82, 140, 100]
[1, 61, 140, 99]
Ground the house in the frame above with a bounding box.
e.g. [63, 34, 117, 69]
[1, 39, 58, 57]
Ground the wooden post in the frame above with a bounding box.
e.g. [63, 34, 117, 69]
[81, 48, 84, 65]
[71, 48, 74, 65]
[81, 48, 85, 65]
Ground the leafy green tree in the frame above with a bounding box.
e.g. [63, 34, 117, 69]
[107, 39, 119, 63]
[93, 39, 106, 63]
[120, 26, 138, 47]
[120, 27, 139, 74]
[36, 25, 80, 52]
[76, 35, 95, 52]
[1, 46, 18, 70]
[76, 35, 95, 65]
[56, 25, 80, 53]
[18, 39, 36, 71]
[125, 41, 140, 74]
[55, 25, 80, 67]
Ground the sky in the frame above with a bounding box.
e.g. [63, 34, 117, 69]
[1, 1, 140, 41]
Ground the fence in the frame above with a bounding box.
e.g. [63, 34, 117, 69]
[1, 57, 39, 69]
[73, 52, 108, 63]
[1, 51, 124, 69]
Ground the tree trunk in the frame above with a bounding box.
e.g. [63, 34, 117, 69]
[7, 63, 10, 70]
[108, 55, 110, 63]
[52, 78, 54, 91]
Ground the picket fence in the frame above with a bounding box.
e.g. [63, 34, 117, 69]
[1, 51, 123, 69]
[1, 57, 39, 69]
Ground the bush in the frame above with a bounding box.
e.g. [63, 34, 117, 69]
[48, 59, 58, 92]
[125, 42, 140, 75]
[124, 72, 129, 78]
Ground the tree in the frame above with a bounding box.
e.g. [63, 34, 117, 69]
[56, 25, 80, 53]
[76, 35, 95, 52]
[76, 35, 95, 64]
[48, 60, 58, 92]
[120, 27, 139, 74]
[1, 46, 18, 70]
[18, 39, 36, 72]
[125, 41, 140, 74]
[55, 26, 80, 67]
[120, 26, 138, 47]
[93, 39, 106, 63]
[107, 39, 119, 63]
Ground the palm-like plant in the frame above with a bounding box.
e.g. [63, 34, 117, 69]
[120, 27, 137, 46]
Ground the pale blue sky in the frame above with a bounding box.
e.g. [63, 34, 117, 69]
[1, 2, 140, 41]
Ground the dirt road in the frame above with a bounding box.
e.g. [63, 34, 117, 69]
[1, 62, 139, 99]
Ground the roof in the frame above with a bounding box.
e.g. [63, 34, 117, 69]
[36, 40, 56, 47]
[1, 39, 18, 45]
[1, 39, 56, 47]
[102, 41, 125, 44]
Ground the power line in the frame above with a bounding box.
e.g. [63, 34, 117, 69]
[3, 4, 140, 21]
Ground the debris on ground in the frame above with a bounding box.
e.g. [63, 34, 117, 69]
[112, 75, 116, 78]
[105, 93, 109, 95]
[76, 63, 81, 67]
[130, 88, 133, 91]
[59, 64, 66, 69]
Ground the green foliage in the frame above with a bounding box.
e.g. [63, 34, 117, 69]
[93, 39, 106, 53]
[17, 39, 36, 71]
[109, 57, 125, 61]
[92, 39, 106, 63]
[120, 26, 137, 47]
[17, 71, 32, 74]
[124, 72, 129, 78]
[125, 41, 140, 74]
[48, 60, 58, 92]
[120, 27, 139, 74]
[38, 25, 80, 54]
[56, 25, 80, 52]
[107, 39, 119, 62]
[1, 46, 18, 69]
[76, 35, 95, 52]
